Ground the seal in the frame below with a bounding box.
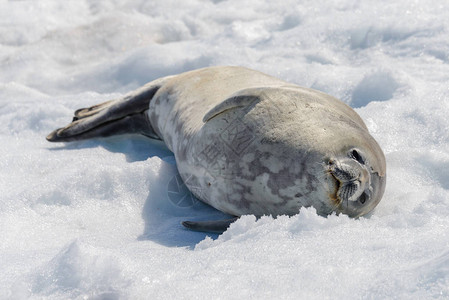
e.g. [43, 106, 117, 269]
[47, 66, 386, 232]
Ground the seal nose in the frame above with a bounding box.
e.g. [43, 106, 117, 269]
[329, 159, 363, 184]
[329, 159, 370, 204]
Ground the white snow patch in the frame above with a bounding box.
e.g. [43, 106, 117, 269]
[1, 0, 449, 298]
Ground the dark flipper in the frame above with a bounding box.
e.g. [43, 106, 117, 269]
[46, 111, 157, 142]
[182, 217, 239, 233]
[46, 80, 167, 142]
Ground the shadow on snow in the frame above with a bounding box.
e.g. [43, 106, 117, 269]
[47, 134, 230, 249]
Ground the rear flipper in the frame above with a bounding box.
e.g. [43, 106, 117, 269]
[182, 217, 239, 233]
[46, 77, 171, 142]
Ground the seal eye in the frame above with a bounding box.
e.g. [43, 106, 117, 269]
[359, 192, 368, 204]
[350, 149, 365, 165]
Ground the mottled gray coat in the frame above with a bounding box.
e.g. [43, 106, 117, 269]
[147, 67, 386, 217]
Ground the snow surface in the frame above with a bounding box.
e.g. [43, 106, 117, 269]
[1, 0, 449, 299]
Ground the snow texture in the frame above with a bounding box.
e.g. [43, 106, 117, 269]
[1, 0, 449, 299]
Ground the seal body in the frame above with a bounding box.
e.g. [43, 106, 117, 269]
[47, 66, 386, 229]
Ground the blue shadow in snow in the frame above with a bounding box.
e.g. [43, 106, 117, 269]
[47, 135, 173, 162]
[47, 134, 229, 249]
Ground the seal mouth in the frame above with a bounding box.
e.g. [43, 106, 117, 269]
[326, 163, 343, 207]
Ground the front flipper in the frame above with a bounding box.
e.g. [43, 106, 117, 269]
[182, 217, 239, 233]
[202, 93, 260, 122]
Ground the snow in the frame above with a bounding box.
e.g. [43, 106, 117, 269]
[1, 0, 449, 298]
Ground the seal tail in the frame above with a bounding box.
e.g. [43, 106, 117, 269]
[46, 82, 163, 142]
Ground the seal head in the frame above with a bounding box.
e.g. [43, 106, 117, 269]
[327, 147, 386, 218]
